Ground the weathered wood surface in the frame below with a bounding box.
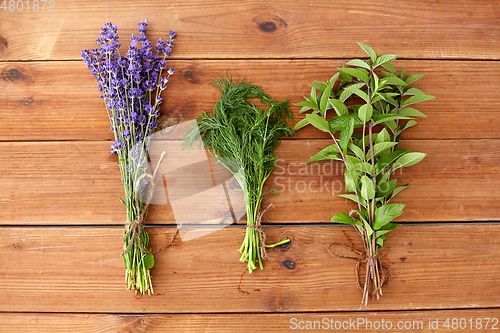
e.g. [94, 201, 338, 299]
[0, 0, 499, 61]
[1, 0, 499, 328]
[3, 309, 500, 333]
[1, 60, 499, 141]
[1, 139, 498, 225]
[1, 225, 500, 313]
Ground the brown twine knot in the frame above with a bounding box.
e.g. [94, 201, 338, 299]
[121, 151, 179, 256]
[246, 202, 288, 262]
[327, 242, 392, 296]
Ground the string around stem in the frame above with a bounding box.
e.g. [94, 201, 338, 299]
[121, 151, 179, 256]
[327, 242, 392, 303]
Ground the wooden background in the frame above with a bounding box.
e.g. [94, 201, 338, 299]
[1, 0, 500, 331]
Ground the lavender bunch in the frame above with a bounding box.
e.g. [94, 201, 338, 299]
[82, 20, 176, 295]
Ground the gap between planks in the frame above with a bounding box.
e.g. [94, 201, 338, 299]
[2, 222, 500, 229]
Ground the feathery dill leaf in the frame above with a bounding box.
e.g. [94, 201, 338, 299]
[184, 74, 294, 272]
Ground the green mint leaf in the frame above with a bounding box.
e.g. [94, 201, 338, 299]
[344, 169, 359, 193]
[338, 67, 370, 83]
[389, 183, 409, 202]
[329, 99, 349, 116]
[352, 162, 376, 175]
[400, 68, 408, 81]
[364, 220, 374, 238]
[306, 113, 331, 133]
[402, 94, 436, 107]
[375, 149, 409, 173]
[337, 193, 360, 203]
[392, 152, 426, 171]
[348, 142, 365, 160]
[339, 82, 365, 102]
[382, 76, 408, 86]
[339, 118, 355, 151]
[343, 86, 369, 103]
[331, 212, 360, 225]
[357, 42, 377, 62]
[329, 113, 363, 133]
[307, 144, 342, 162]
[395, 151, 427, 168]
[319, 79, 335, 117]
[372, 114, 414, 126]
[399, 107, 427, 118]
[293, 118, 309, 131]
[375, 128, 390, 143]
[358, 103, 373, 123]
[310, 85, 317, 100]
[375, 223, 400, 239]
[403, 87, 425, 96]
[345, 155, 363, 170]
[298, 106, 312, 114]
[376, 179, 397, 198]
[381, 62, 398, 75]
[371, 142, 398, 158]
[405, 74, 425, 85]
[294, 100, 317, 110]
[311, 81, 328, 90]
[373, 204, 405, 230]
[376, 236, 385, 248]
[329, 72, 340, 84]
[373, 54, 398, 69]
[398, 120, 418, 134]
[360, 175, 375, 200]
[346, 59, 371, 70]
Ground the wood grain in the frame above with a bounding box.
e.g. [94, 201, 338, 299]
[1, 0, 498, 326]
[3, 309, 500, 332]
[0, 0, 499, 61]
[1, 225, 500, 313]
[1, 60, 499, 141]
[0, 139, 498, 225]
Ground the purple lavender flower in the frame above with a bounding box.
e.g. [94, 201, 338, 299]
[110, 139, 123, 155]
[81, 21, 177, 253]
[154, 39, 167, 53]
[159, 77, 170, 90]
[133, 73, 142, 83]
[148, 120, 158, 131]
[144, 104, 154, 115]
[138, 115, 147, 126]
[143, 80, 155, 91]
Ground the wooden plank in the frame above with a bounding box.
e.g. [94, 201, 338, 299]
[0, 139, 498, 225]
[1, 60, 499, 141]
[1, 225, 500, 312]
[0, 0, 499, 61]
[3, 309, 500, 332]
[267, 138, 500, 223]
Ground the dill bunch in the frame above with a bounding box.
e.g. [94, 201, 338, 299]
[185, 74, 294, 273]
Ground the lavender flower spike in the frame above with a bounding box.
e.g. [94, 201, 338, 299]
[82, 20, 177, 296]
